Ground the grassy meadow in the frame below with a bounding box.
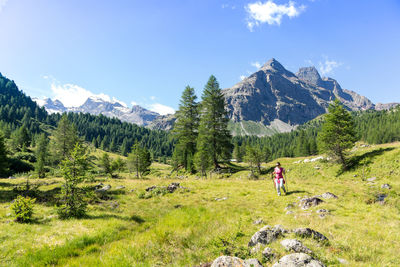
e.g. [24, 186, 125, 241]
[1, 143, 400, 266]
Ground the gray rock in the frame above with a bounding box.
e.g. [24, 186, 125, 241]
[319, 192, 338, 199]
[167, 182, 180, 193]
[248, 225, 288, 247]
[94, 183, 104, 189]
[285, 203, 295, 210]
[145, 186, 157, 192]
[337, 258, 349, 265]
[96, 184, 111, 192]
[280, 239, 313, 254]
[299, 197, 324, 210]
[211, 256, 263, 267]
[115, 185, 125, 190]
[272, 253, 326, 267]
[215, 197, 228, 201]
[381, 184, 391, 189]
[262, 247, 275, 260]
[377, 194, 387, 202]
[293, 228, 329, 243]
[286, 211, 294, 215]
[250, 243, 261, 254]
[367, 177, 376, 182]
[8, 176, 16, 179]
[316, 209, 329, 213]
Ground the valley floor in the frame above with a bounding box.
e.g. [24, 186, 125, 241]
[1, 143, 400, 266]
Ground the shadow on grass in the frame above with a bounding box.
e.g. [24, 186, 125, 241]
[85, 213, 145, 224]
[285, 190, 309, 196]
[338, 147, 395, 175]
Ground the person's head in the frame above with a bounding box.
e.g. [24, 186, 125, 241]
[276, 162, 281, 167]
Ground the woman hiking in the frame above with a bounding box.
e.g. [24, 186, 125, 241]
[273, 162, 286, 196]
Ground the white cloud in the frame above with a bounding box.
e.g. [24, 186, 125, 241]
[131, 101, 138, 106]
[251, 61, 261, 69]
[0, 0, 8, 12]
[318, 59, 342, 76]
[147, 103, 175, 115]
[150, 96, 156, 101]
[49, 79, 127, 108]
[246, 0, 306, 30]
[222, 4, 236, 9]
[240, 75, 247, 80]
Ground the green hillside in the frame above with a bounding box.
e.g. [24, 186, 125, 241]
[1, 142, 399, 266]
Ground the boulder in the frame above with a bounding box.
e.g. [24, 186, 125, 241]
[272, 253, 326, 267]
[299, 197, 324, 209]
[96, 184, 111, 192]
[293, 228, 329, 243]
[211, 256, 263, 267]
[145, 186, 157, 192]
[248, 225, 288, 247]
[280, 239, 313, 254]
[167, 182, 180, 193]
[381, 184, 391, 189]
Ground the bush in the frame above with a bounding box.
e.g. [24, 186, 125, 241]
[11, 195, 36, 223]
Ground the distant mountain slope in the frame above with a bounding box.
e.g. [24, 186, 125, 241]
[34, 96, 160, 126]
[223, 58, 374, 136]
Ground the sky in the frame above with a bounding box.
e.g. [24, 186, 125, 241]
[0, 0, 399, 114]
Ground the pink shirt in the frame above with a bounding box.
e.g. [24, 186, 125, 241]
[274, 167, 285, 179]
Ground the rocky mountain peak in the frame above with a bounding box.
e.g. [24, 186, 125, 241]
[296, 66, 323, 86]
[261, 58, 295, 78]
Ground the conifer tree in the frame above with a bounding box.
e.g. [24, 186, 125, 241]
[172, 86, 199, 172]
[233, 141, 243, 162]
[35, 133, 48, 178]
[318, 99, 357, 168]
[244, 145, 264, 174]
[52, 115, 79, 161]
[0, 131, 9, 177]
[127, 142, 151, 178]
[195, 75, 232, 169]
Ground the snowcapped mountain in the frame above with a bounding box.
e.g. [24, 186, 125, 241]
[34, 96, 160, 126]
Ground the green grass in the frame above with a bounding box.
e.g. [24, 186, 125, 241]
[1, 142, 400, 266]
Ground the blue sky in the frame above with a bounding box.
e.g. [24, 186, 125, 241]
[0, 0, 399, 114]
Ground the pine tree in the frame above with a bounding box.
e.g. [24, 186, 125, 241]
[100, 152, 112, 177]
[244, 145, 264, 174]
[35, 133, 48, 178]
[0, 131, 9, 177]
[233, 141, 243, 162]
[195, 75, 232, 169]
[172, 86, 199, 172]
[318, 99, 357, 168]
[52, 115, 79, 161]
[58, 143, 90, 219]
[194, 134, 213, 177]
[127, 143, 151, 178]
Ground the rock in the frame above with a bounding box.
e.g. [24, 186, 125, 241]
[381, 184, 391, 189]
[129, 189, 136, 192]
[280, 239, 313, 254]
[115, 185, 125, 190]
[174, 204, 182, 208]
[303, 159, 311, 163]
[253, 219, 264, 225]
[377, 194, 387, 202]
[272, 253, 326, 267]
[367, 177, 377, 182]
[353, 174, 358, 177]
[145, 186, 157, 192]
[338, 258, 349, 265]
[299, 197, 324, 210]
[248, 225, 288, 247]
[215, 197, 228, 201]
[293, 228, 329, 243]
[319, 192, 338, 199]
[94, 183, 104, 189]
[310, 156, 324, 162]
[316, 209, 329, 213]
[167, 182, 180, 193]
[286, 211, 294, 215]
[210, 256, 263, 267]
[314, 166, 320, 170]
[96, 184, 111, 192]
[8, 176, 16, 179]
[262, 247, 275, 260]
[109, 201, 119, 209]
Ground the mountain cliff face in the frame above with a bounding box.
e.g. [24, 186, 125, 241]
[35, 96, 160, 126]
[223, 58, 374, 133]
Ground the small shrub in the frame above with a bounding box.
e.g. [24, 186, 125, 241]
[11, 195, 36, 223]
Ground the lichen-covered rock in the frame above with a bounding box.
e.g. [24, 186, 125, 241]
[280, 239, 313, 254]
[299, 197, 324, 209]
[293, 228, 329, 243]
[319, 192, 338, 199]
[262, 247, 275, 260]
[272, 253, 326, 267]
[381, 184, 391, 189]
[248, 225, 288, 247]
[167, 182, 180, 193]
[210, 256, 263, 267]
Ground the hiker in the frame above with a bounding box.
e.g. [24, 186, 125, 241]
[273, 162, 286, 196]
